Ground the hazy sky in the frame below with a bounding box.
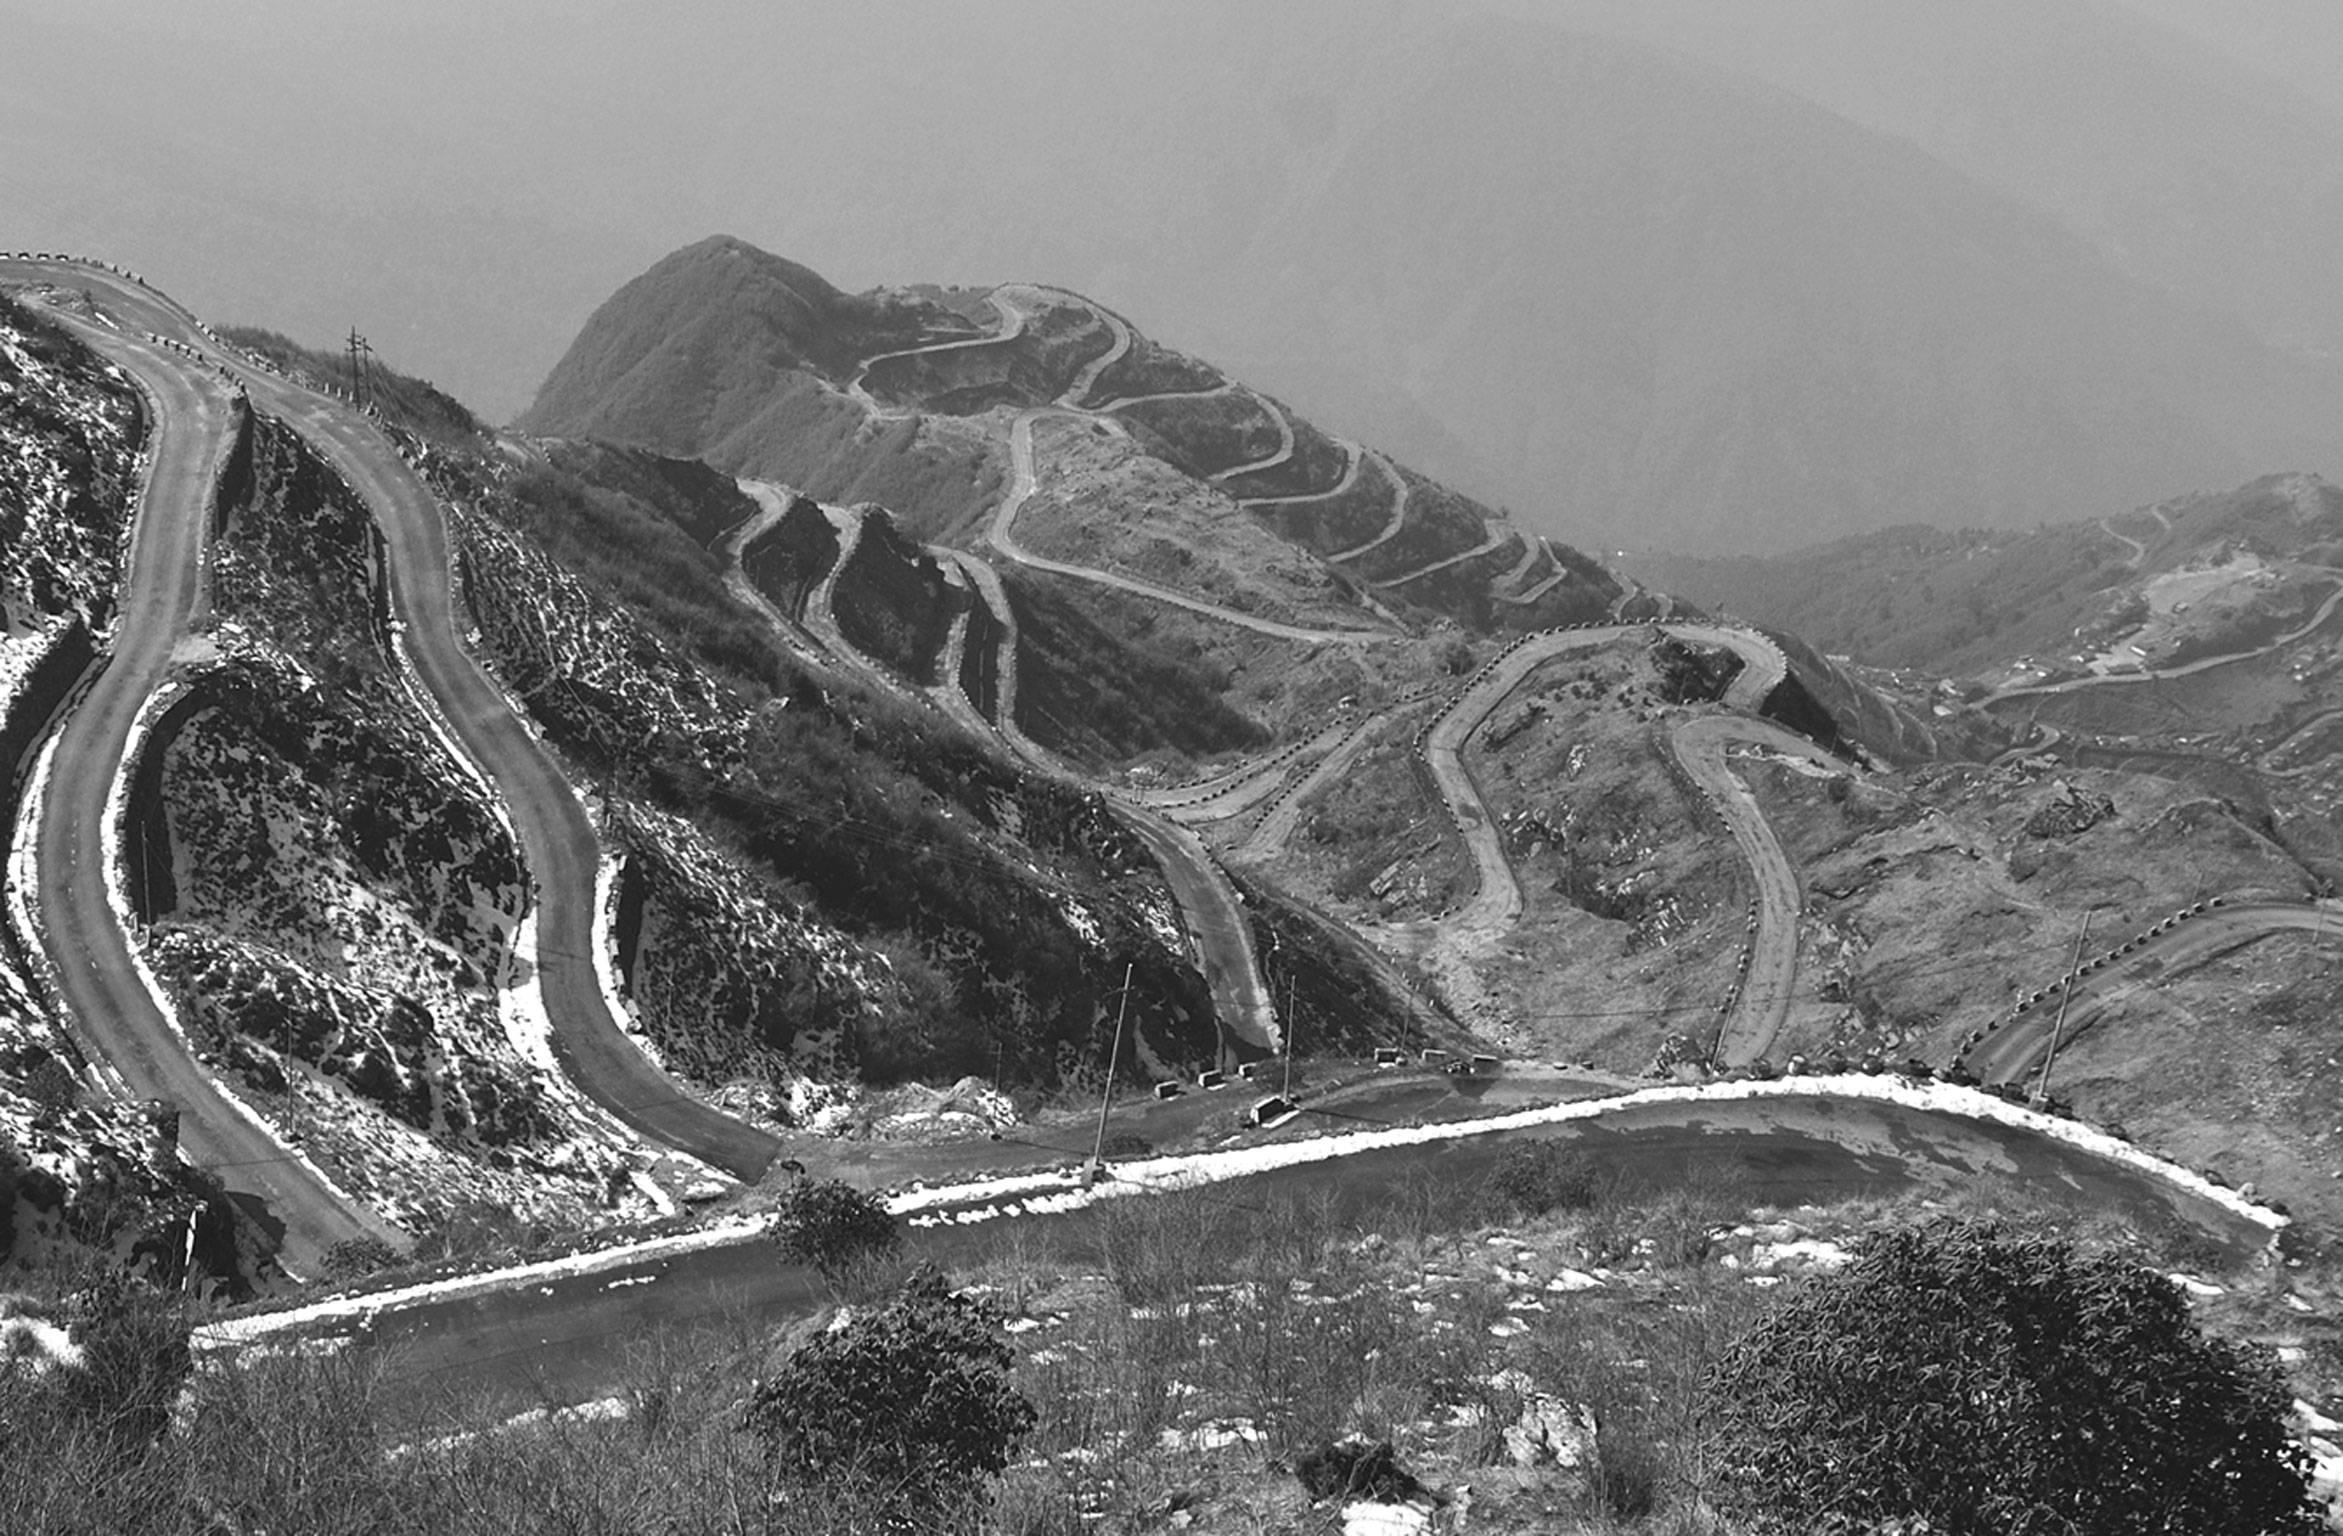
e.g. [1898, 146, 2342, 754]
[7, 0, 2337, 555]
[6, 0, 2323, 423]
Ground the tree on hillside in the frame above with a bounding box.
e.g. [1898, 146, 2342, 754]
[744, 1265, 1034, 1519]
[1703, 1218, 2321, 1535]
[765, 1176, 902, 1287]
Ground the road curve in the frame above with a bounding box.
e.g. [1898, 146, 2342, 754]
[226, 1073, 2280, 1414]
[1236, 696, 1439, 861]
[1963, 900, 2343, 1085]
[1414, 622, 1790, 941]
[5, 261, 404, 1271]
[1237, 438, 1364, 510]
[234, 372, 784, 1183]
[1374, 524, 1517, 590]
[847, 289, 1023, 410]
[989, 409, 1401, 646]
[1327, 453, 1410, 563]
[15, 261, 781, 1185]
[1206, 389, 1296, 485]
[1671, 715, 1846, 1066]
[936, 552, 1279, 1053]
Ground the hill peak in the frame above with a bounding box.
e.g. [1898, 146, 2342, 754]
[516, 237, 929, 444]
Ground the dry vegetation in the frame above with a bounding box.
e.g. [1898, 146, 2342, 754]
[4, 1157, 2325, 1536]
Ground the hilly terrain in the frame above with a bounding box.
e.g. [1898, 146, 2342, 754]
[6, 247, 2343, 1532]
[511, 237, 2343, 1244]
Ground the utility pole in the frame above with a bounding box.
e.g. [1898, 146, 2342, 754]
[1281, 973, 1297, 1100]
[345, 327, 374, 411]
[1087, 960, 1134, 1183]
[281, 1005, 299, 1141]
[2035, 910, 2093, 1103]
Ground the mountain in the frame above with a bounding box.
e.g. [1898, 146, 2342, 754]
[16, 244, 2343, 1313]
[521, 238, 1633, 643]
[1202, 17, 2343, 554]
[20, 2, 2343, 556]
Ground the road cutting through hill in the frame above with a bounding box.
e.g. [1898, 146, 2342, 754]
[938, 551, 1281, 1054]
[12, 258, 784, 1208]
[1237, 437, 1364, 510]
[3, 258, 405, 1273]
[1962, 899, 2343, 1087]
[989, 407, 1404, 645]
[1327, 452, 1411, 563]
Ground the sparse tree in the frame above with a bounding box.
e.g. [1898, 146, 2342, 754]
[1704, 1218, 2322, 1535]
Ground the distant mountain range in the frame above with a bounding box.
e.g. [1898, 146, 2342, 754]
[15, 1, 2343, 557]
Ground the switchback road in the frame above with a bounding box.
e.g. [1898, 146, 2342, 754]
[234, 336, 783, 1186]
[5, 258, 404, 1273]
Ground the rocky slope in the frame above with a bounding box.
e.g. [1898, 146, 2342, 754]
[0, 294, 271, 1289]
[144, 409, 640, 1232]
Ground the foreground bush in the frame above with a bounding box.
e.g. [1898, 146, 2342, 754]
[745, 1266, 1035, 1521]
[1488, 1140, 1603, 1217]
[1704, 1218, 2321, 1535]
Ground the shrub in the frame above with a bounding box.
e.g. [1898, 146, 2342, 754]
[56, 1271, 194, 1449]
[766, 1177, 902, 1287]
[744, 1266, 1034, 1517]
[23, 1059, 79, 1122]
[1704, 1217, 2322, 1534]
[1489, 1140, 1602, 1217]
[318, 1236, 401, 1282]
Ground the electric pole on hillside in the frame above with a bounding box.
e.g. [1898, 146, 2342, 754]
[2035, 910, 2093, 1104]
[1282, 973, 1297, 1099]
[1086, 961, 1135, 1187]
[345, 327, 375, 411]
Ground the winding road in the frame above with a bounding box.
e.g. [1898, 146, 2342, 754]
[990, 409, 1401, 646]
[0, 261, 2277, 1414]
[1327, 453, 1411, 564]
[1671, 716, 1847, 1065]
[5, 259, 779, 1276]
[5, 263, 406, 1274]
[1962, 899, 2343, 1086]
[1375, 524, 1520, 590]
[234, 330, 783, 1188]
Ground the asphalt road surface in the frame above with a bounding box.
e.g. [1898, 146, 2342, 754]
[304, 1084, 2274, 1425]
[5, 258, 405, 1273]
[1965, 900, 2343, 1085]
